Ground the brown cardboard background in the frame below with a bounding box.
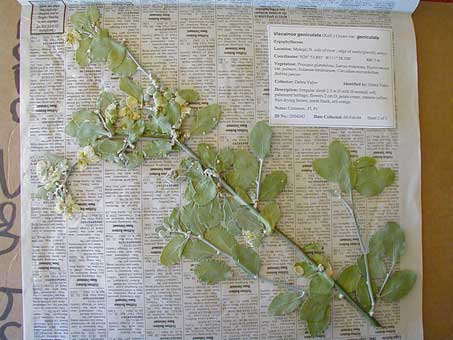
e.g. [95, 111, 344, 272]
[0, 0, 22, 339]
[413, 2, 453, 339]
[0, 1, 451, 339]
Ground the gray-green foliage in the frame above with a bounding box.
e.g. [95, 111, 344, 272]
[312, 140, 395, 196]
[250, 121, 272, 160]
[65, 7, 221, 170]
[66, 80, 219, 168]
[158, 120, 287, 285]
[268, 291, 303, 316]
[379, 270, 416, 302]
[336, 221, 416, 310]
[61, 6, 417, 334]
[266, 138, 414, 337]
[269, 244, 334, 337]
[194, 259, 233, 284]
[67, 7, 137, 76]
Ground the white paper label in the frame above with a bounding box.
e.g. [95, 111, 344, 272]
[268, 25, 395, 128]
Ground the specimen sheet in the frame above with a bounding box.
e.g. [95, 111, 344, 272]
[19, 1, 422, 339]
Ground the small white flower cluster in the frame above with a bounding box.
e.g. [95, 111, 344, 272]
[243, 229, 264, 250]
[36, 158, 69, 191]
[36, 156, 80, 220]
[77, 145, 100, 171]
[63, 28, 82, 50]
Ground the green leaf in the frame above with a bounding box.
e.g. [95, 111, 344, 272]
[163, 208, 180, 230]
[179, 159, 204, 181]
[111, 56, 137, 77]
[93, 139, 123, 161]
[194, 259, 232, 284]
[309, 275, 334, 296]
[312, 140, 356, 193]
[306, 305, 331, 337]
[176, 89, 199, 103]
[356, 277, 376, 311]
[196, 198, 223, 229]
[337, 265, 361, 293]
[205, 226, 238, 256]
[234, 207, 263, 231]
[355, 156, 376, 169]
[126, 120, 146, 143]
[249, 120, 272, 160]
[180, 203, 205, 236]
[299, 296, 329, 322]
[75, 123, 109, 145]
[259, 171, 287, 201]
[119, 77, 143, 102]
[182, 239, 216, 261]
[34, 186, 52, 200]
[152, 115, 172, 135]
[198, 144, 217, 169]
[85, 6, 100, 25]
[90, 32, 111, 62]
[222, 197, 242, 236]
[70, 12, 91, 32]
[190, 104, 221, 135]
[154, 92, 167, 108]
[143, 140, 172, 158]
[166, 100, 181, 126]
[160, 234, 188, 266]
[261, 201, 281, 229]
[75, 38, 92, 67]
[355, 166, 395, 197]
[193, 176, 217, 206]
[232, 244, 261, 276]
[236, 187, 253, 205]
[268, 291, 303, 316]
[357, 254, 387, 279]
[380, 270, 416, 302]
[97, 91, 116, 112]
[216, 148, 234, 172]
[119, 151, 144, 169]
[227, 150, 258, 191]
[65, 110, 109, 146]
[70, 110, 100, 125]
[184, 180, 196, 202]
[107, 41, 126, 70]
[369, 221, 406, 264]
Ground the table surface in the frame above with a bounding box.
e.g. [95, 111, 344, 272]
[0, 1, 452, 339]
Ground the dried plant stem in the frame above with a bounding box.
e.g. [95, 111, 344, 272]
[126, 51, 382, 328]
[339, 192, 376, 316]
[254, 158, 264, 208]
[172, 138, 382, 328]
[171, 230, 305, 293]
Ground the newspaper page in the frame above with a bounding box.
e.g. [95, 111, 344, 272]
[19, 1, 422, 339]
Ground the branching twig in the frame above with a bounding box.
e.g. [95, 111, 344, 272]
[337, 190, 376, 316]
[171, 230, 305, 293]
[378, 260, 396, 296]
[108, 49, 383, 328]
[254, 158, 263, 208]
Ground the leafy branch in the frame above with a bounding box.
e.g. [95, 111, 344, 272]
[34, 6, 418, 337]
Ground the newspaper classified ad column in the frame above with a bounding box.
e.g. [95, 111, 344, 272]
[61, 4, 110, 339]
[215, 3, 265, 339]
[25, 2, 70, 338]
[101, 4, 145, 338]
[178, 3, 222, 339]
[140, 2, 184, 339]
[252, 4, 303, 339]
